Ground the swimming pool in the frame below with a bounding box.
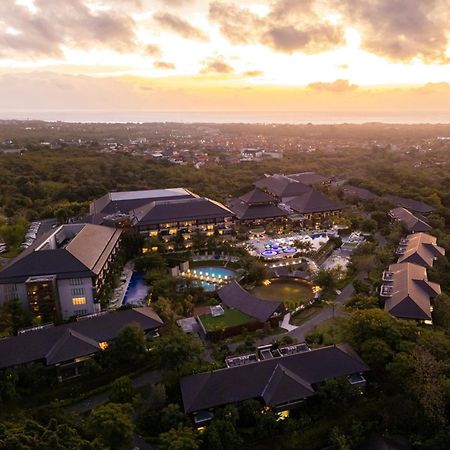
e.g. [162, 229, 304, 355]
[123, 272, 149, 305]
[190, 266, 236, 292]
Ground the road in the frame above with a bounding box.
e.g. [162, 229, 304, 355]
[249, 274, 359, 347]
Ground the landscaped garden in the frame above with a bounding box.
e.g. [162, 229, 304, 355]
[198, 309, 255, 332]
[252, 278, 314, 309]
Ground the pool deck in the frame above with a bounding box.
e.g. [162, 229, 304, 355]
[107, 261, 133, 309]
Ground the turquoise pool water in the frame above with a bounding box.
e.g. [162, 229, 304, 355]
[191, 266, 236, 292]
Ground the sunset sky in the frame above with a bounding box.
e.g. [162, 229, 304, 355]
[2, 0, 450, 120]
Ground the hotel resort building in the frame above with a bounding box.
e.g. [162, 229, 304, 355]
[380, 233, 445, 323]
[0, 307, 163, 381]
[181, 344, 368, 423]
[0, 223, 122, 321]
[241, 173, 342, 228]
[89, 188, 235, 249]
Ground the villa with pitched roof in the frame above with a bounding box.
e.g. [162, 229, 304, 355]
[396, 232, 445, 268]
[0, 307, 163, 380]
[380, 232, 445, 322]
[389, 207, 432, 233]
[381, 262, 441, 322]
[180, 344, 368, 420]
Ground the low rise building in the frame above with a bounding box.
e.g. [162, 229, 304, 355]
[386, 195, 435, 215]
[396, 232, 445, 268]
[380, 262, 441, 322]
[0, 307, 163, 380]
[389, 207, 432, 233]
[180, 344, 368, 420]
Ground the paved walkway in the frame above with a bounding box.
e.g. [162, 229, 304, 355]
[238, 273, 360, 349]
[280, 313, 297, 332]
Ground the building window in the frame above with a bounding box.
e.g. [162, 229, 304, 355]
[70, 278, 84, 286]
[74, 309, 88, 316]
[72, 297, 87, 305]
[71, 287, 85, 296]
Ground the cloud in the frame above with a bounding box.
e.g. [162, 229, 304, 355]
[3, 72, 450, 115]
[340, 0, 450, 63]
[143, 44, 162, 57]
[200, 57, 234, 74]
[263, 24, 343, 53]
[153, 12, 208, 41]
[209, 2, 264, 45]
[307, 79, 358, 92]
[0, 0, 138, 58]
[209, 1, 345, 54]
[242, 70, 263, 77]
[154, 61, 176, 70]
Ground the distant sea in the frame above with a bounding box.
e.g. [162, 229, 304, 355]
[1, 110, 450, 124]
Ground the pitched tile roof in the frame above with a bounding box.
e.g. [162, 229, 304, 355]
[90, 188, 194, 215]
[218, 281, 283, 322]
[286, 190, 342, 214]
[0, 307, 163, 369]
[45, 329, 100, 365]
[397, 232, 445, 268]
[383, 262, 441, 321]
[239, 189, 276, 205]
[132, 197, 234, 226]
[261, 364, 315, 405]
[230, 200, 287, 221]
[386, 195, 435, 214]
[0, 223, 122, 283]
[180, 344, 368, 413]
[254, 174, 311, 198]
[342, 185, 379, 201]
[389, 207, 432, 233]
[0, 249, 94, 283]
[66, 224, 122, 275]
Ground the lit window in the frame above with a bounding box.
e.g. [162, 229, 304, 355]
[99, 341, 109, 350]
[72, 297, 87, 305]
[149, 231, 158, 237]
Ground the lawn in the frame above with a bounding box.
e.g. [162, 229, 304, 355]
[199, 309, 255, 331]
[253, 279, 313, 308]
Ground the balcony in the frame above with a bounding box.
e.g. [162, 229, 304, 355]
[380, 285, 394, 297]
[382, 271, 394, 282]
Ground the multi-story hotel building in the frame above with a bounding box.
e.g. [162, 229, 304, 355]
[0, 223, 122, 321]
